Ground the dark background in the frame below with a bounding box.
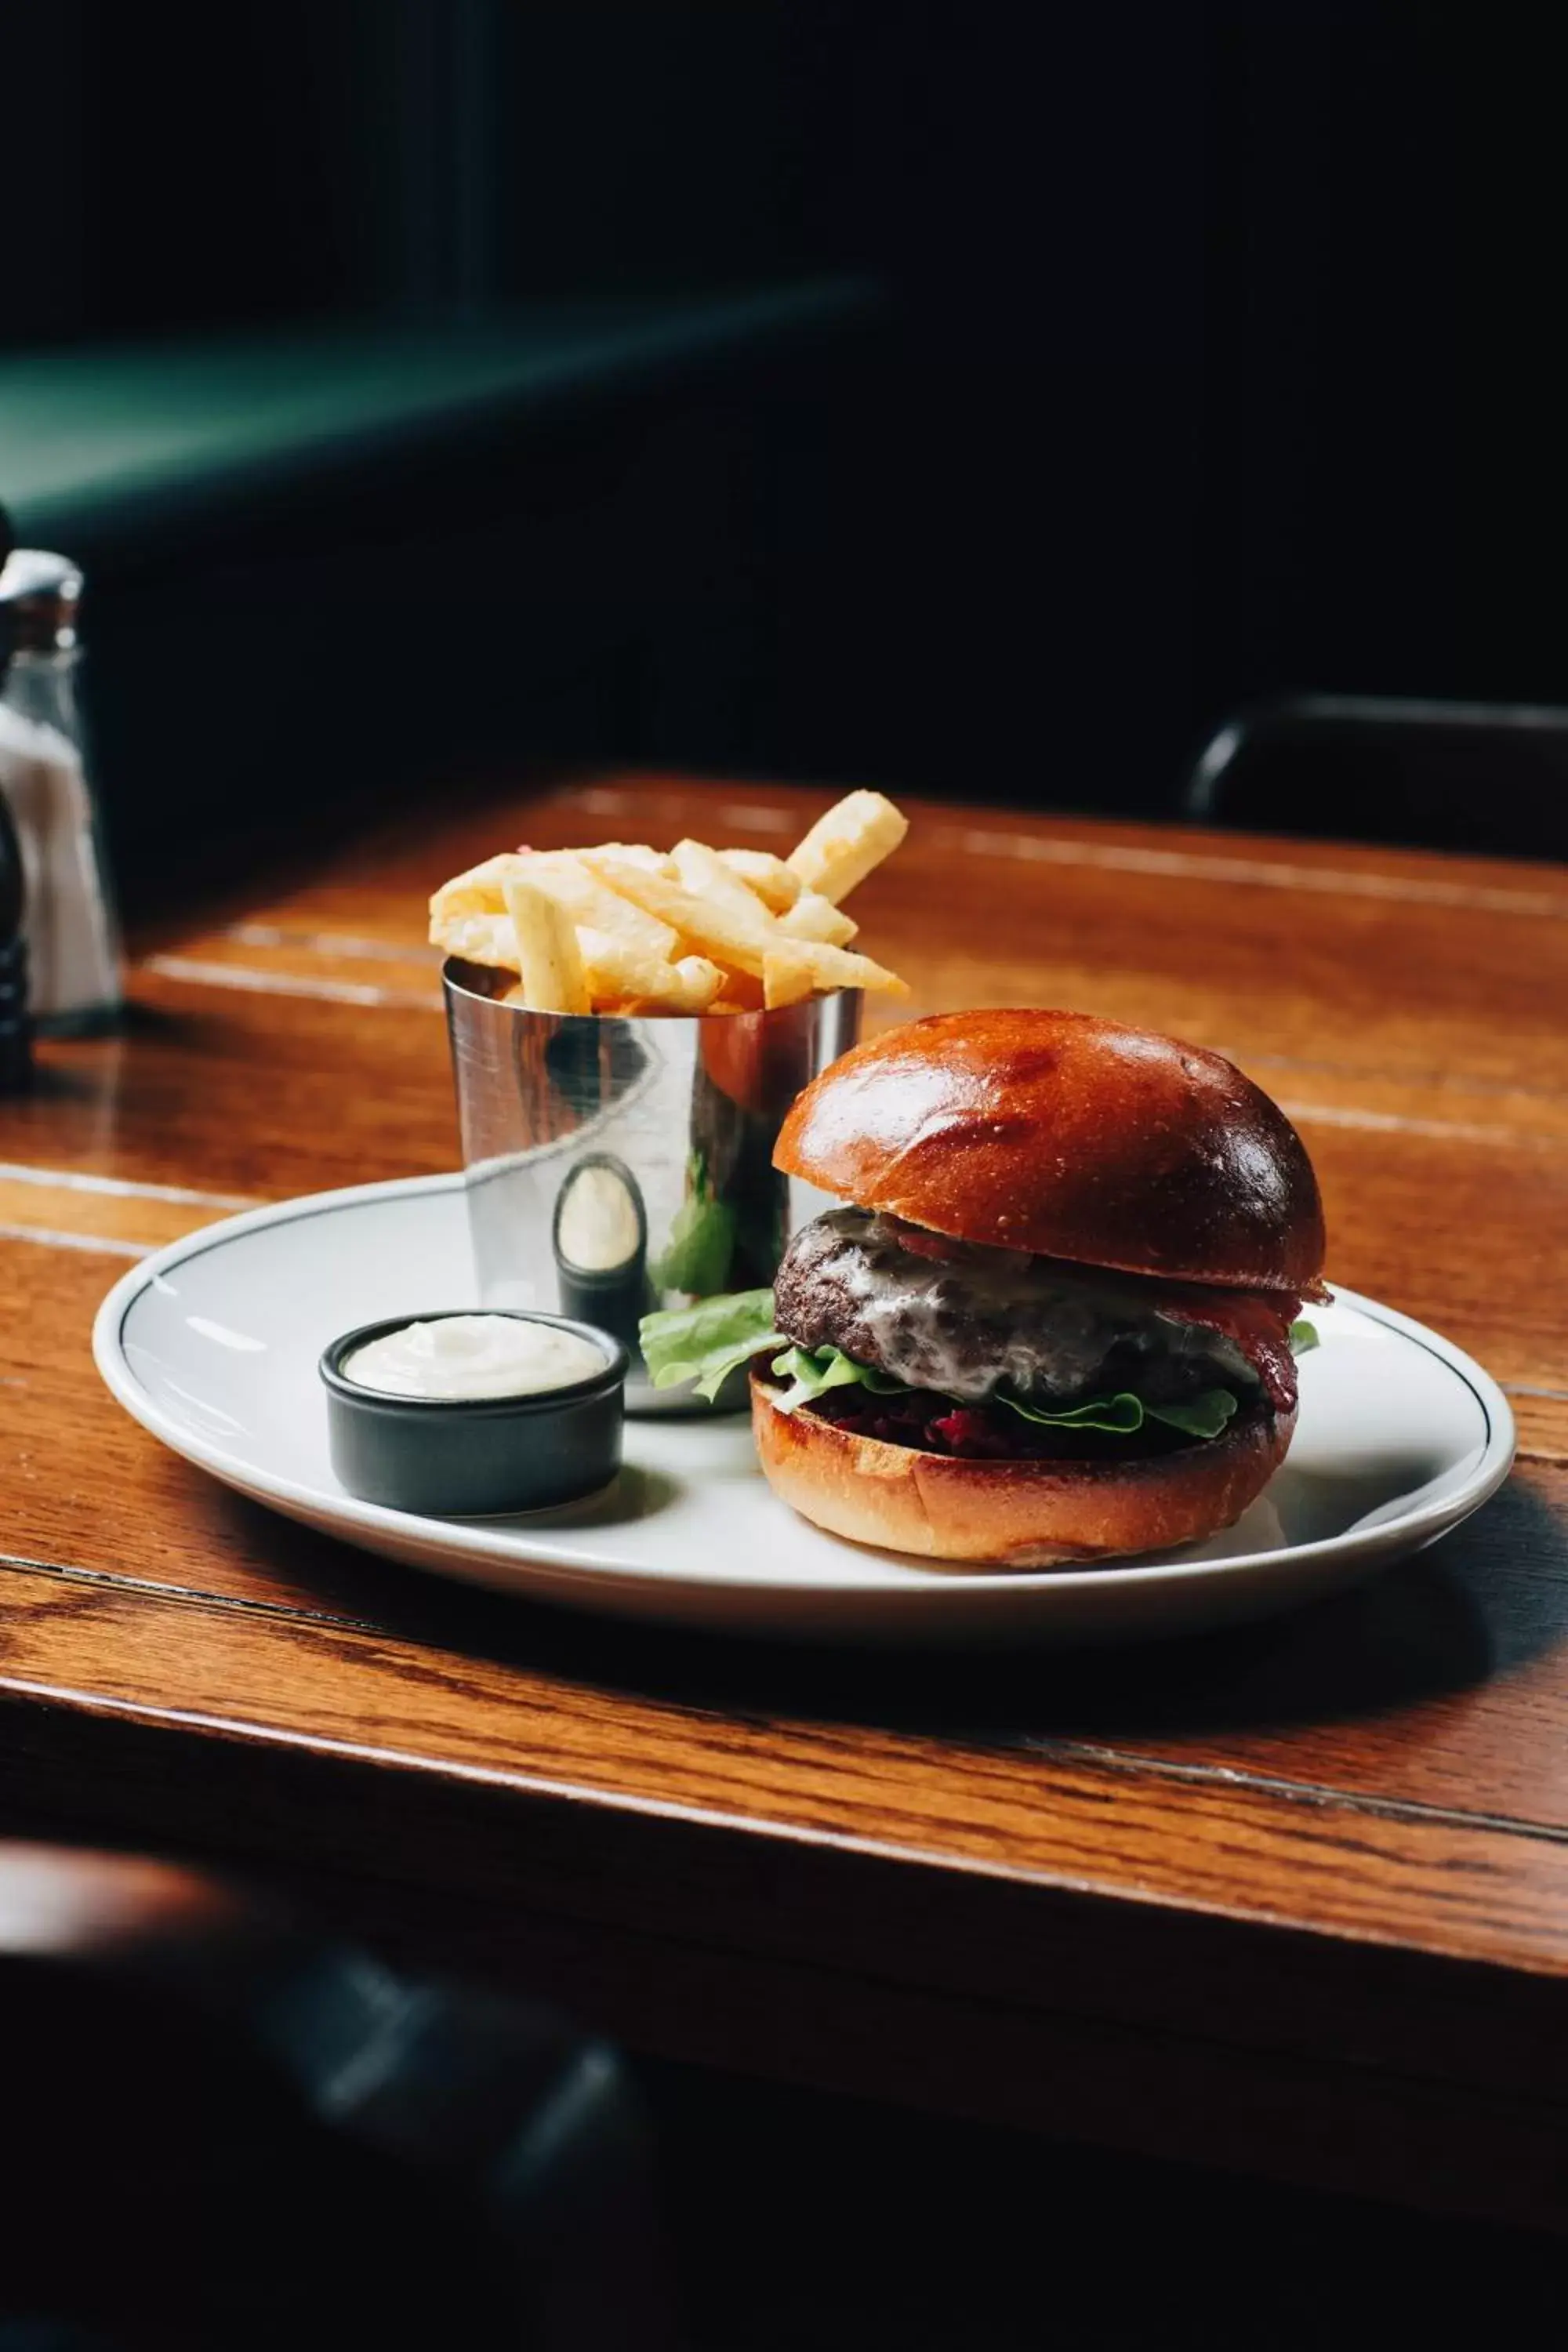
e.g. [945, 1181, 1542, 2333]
[4, 1, 1564, 857]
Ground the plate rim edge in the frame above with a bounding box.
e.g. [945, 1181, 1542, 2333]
[90, 1170, 1519, 1602]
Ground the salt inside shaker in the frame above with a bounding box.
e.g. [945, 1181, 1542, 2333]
[0, 548, 122, 1033]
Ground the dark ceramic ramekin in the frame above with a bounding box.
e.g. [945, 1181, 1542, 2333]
[319, 1310, 626, 1517]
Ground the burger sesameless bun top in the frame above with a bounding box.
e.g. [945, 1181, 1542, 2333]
[775, 1007, 1326, 1298]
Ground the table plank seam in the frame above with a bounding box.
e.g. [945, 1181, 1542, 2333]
[3, 1229, 203, 1258]
[8, 1549, 1568, 1853]
[124, 964, 1568, 1139]
[1218, 1051, 1568, 1107]
[25, 1802, 1568, 2136]
[574, 782, 1568, 913]
[223, 923, 441, 965]
[14, 1661, 1568, 1961]
[0, 1550, 381, 1632]
[0, 1162, 260, 1210]
[135, 935, 1568, 1111]
[1280, 1102, 1566, 1149]
[575, 784, 797, 839]
[925, 825, 1568, 920]
[1015, 1737, 1568, 1850]
[138, 954, 441, 1011]
[0, 1221, 149, 1258]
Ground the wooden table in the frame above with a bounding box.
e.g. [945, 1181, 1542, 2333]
[4, 775, 1568, 2230]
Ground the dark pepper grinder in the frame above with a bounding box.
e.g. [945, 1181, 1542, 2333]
[0, 493, 33, 1090]
[0, 781, 29, 1091]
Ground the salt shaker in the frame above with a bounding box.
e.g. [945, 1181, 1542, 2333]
[0, 548, 122, 1033]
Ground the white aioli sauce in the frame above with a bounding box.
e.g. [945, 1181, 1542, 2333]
[343, 1315, 607, 1400]
[557, 1164, 641, 1272]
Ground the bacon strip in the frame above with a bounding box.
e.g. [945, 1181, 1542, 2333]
[1154, 1285, 1302, 1413]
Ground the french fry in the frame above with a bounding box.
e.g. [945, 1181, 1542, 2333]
[760, 953, 815, 1010]
[581, 852, 777, 979]
[670, 840, 779, 935]
[432, 910, 520, 969]
[776, 890, 858, 946]
[502, 877, 592, 1014]
[762, 938, 909, 1009]
[617, 956, 727, 1015]
[717, 848, 803, 913]
[430, 852, 530, 930]
[786, 790, 908, 905]
[595, 842, 672, 874]
[670, 955, 728, 1011]
[576, 929, 724, 1012]
[519, 851, 677, 960]
[433, 812, 909, 1013]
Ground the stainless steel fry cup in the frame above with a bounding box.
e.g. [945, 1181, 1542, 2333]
[442, 959, 862, 1413]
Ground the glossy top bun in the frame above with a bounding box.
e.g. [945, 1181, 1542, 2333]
[774, 1008, 1325, 1294]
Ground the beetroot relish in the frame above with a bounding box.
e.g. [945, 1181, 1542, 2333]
[927, 1406, 1017, 1457]
[807, 1385, 1213, 1461]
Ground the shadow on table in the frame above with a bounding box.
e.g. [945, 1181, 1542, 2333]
[217, 1464, 1564, 1751]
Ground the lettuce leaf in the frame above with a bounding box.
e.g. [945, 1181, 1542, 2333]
[643, 1285, 1259, 1437]
[639, 1289, 782, 1399]
[991, 1384, 1239, 1439]
[1142, 1388, 1240, 1438]
[768, 1345, 906, 1412]
[993, 1387, 1145, 1433]
[1290, 1317, 1319, 1355]
[764, 1346, 1241, 1439]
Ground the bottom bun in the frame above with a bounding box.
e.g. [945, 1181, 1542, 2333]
[750, 1375, 1297, 1569]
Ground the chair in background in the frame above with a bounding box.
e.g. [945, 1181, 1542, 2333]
[0, 1840, 678, 2352]
[1184, 695, 1568, 859]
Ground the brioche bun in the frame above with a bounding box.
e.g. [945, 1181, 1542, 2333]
[774, 1008, 1325, 1295]
[751, 1373, 1295, 1568]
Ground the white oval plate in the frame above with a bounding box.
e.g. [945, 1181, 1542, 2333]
[93, 1174, 1515, 1645]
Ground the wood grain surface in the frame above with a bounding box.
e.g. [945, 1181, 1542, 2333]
[5, 772, 1568, 2225]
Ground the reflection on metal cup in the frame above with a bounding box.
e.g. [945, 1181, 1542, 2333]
[442, 959, 862, 1414]
[551, 1152, 649, 1357]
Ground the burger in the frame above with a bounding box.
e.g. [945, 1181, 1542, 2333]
[641, 1009, 1327, 1567]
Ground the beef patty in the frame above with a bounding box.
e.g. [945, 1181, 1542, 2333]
[772, 1208, 1263, 1407]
